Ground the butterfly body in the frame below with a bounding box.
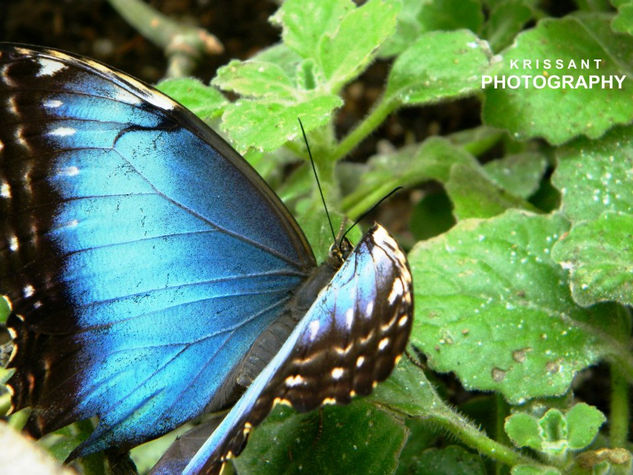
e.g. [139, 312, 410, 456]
[0, 44, 413, 473]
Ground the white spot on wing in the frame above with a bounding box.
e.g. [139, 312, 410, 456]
[331, 367, 344, 380]
[43, 99, 63, 108]
[1, 181, 11, 198]
[36, 58, 67, 77]
[388, 278, 403, 304]
[398, 315, 409, 327]
[9, 235, 18, 252]
[356, 356, 365, 368]
[345, 308, 354, 329]
[308, 320, 320, 342]
[381, 314, 397, 332]
[49, 127, 76, 137]
[285, 374, 305, 387]
[378, 337, 390, 351]
[114, 88, 142, 106]
[365, 300, 374, 316]
[7, 96, 18, 115]
[59, 166, 79, 176]
[15, 126, 30, 150]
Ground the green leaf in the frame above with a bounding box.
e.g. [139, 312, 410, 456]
[410, 191, 456, 241]
[551, 125, 633, 307]
[380, 0, 485, 57]
[552, 125, 633, 223]
[505, 412, 542, 450]
[252, 44, 304, 78]
[394, 418, 440, 475]
[446, 163, 536, 220]
[408, 210, 627, 403]
[552, 212, 633, 307]
[538, 409, 567, 454]
[233, 402, 407, 475]
[220, 94, 342, 153]
[415, 0, 483, 33]
[371, 357, 442, 417]
[270, 0, 354, 59]
[318, 0, 400, 90]
[385, 30, 492, 106]
[483, 15, 633, 145]
[213, 60, 297, 100]
[407, 446, 486, 474]
[612, 1, 633, 34]
[379, 0, 426, 58]
[482, 1, 534, 52]
[156, 78, 227, 120]
[565, 402, 606, 450]
[0, 295, 9, 324]
[483, 152, 548, 199]
[340, 137, 479, 218]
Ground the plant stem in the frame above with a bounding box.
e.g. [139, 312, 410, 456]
[330, 96, 397, 162]
[107, 0, 222, 77]
[495, 394, 510, 475]
[610, 364, 630, 448]
[431, 407, 535, 468]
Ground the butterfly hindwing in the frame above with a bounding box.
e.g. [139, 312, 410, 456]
[0, 44, 315, 456]
[181, 224, 413, 474]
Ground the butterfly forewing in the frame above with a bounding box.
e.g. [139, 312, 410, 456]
[0, 44, 315, 456]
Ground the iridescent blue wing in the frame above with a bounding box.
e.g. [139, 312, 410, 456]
[177, 224, 413, 474]
[0, 44, 315, 456]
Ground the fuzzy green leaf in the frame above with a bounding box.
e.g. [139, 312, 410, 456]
[220, 94, 342, 153]
[318, 0, 400, 89]
[408, 210, 627, 403]
[483, 153, 548, 199]
[212, 60, 297, 100]
[270, 0, 354, 59]
[482, 1, 534, 52]
[408, 446, 486, 474]
[157, 78, 227, 121]
[552, 125, 633, 223]
[483, 15, 633, 145]
[552, 212, 633, 307]
[612, 1, 633, 34]
[380, 0, 484, 57]
[538, 409, 567, 454]
[340, 138, 479, 217]
[233, 402, 406, 474]
[446, 163, 536, 220]
[386, 30, 492, 106]
[551, 125, 633, 306]
[565, 403, 606, 450]
[505, 413, 542, 450]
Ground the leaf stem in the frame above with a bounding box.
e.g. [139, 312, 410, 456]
[330, 96, 397, 162]
[610, 364, 630, 448]
[430, 406, 536, 468]
[107, 0, 223, 77]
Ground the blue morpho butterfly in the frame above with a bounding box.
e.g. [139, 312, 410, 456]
[0, 44, 413, 473]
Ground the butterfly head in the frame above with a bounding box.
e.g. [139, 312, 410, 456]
[328, 235, 354, 266]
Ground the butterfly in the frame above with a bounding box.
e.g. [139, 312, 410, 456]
[0, 43, 413, 473]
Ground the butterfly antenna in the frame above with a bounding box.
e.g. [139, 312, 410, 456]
[298, 118, 337, 245]
[341, 186, 404, 242]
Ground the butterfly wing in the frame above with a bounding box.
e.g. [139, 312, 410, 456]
[180, 224, 413, 474]
[0, 44, 315, 456]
